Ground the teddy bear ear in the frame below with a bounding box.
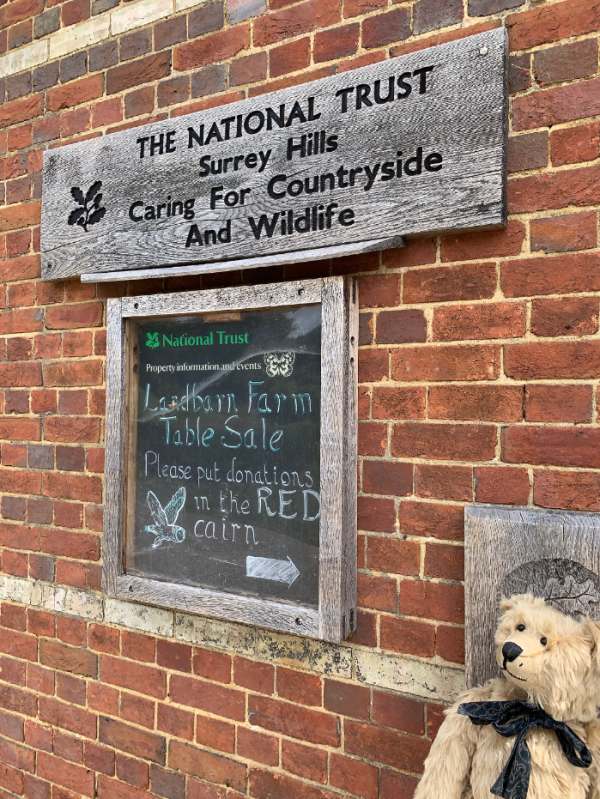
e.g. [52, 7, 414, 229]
[500, 596, 516, 612]
[583, 619, 600, 663]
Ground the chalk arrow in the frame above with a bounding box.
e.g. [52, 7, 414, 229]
[246, 556, 300, 587]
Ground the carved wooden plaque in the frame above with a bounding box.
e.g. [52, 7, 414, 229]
[41, 28, 507, 281]
[465, 505, 600, 687]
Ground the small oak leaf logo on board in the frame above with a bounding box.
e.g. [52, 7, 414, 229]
[68, 181, 106, 232]
[145, 332, 160, 349]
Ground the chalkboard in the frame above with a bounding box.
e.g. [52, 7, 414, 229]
[127, 306, 322, 607]
[104, 278, 357, 641]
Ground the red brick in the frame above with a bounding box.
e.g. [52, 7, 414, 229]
[195, 714, 235, 753]
[400, 580, 464, 624]
[345, 719, 429, 771]
[323, 679, 370, 720]
[502, 253, 600, 298]
[46, 417, 101, 444]
[174, 24, 249, 68]
[276, 667, 321, 706]
[107, 52, 171, 94]
[415, 465, 473, 502]
[399, 500, 464, 542]
[192, 648, 231, 683]
[393, 343, 500, 382]
[475, 466, 530, 505]
[236, 727, 278, 766]
[503, 426, 600, 468]
[509, 165, 600, 214]
[371, 690, 425, 735]
[100, 717, 165, 764]
[358, 572, 397, 612]
[233, 657, 274, 694]
[508, 0, 600, 51]
[359, 274, 401, 308]
[376, 310, 427, 344]
[230, 52, 267, 86]
[37, 752, 93, 796]
[372, 387, 426, 420]
[269, 37, 310, 78]
[40, 640, 97, 677]
[169, 674, 244, 720]
[362, 460, 412, 497]
[120, 693, 155, 729]
[357, 496, 395, 533]
[97, 775, 155, 799]
[254, 0, 339, 46]
[47, 76, 103, 112]
[358, 348, 388, 383]
[392, 422, 497, 462]
[250, 769, 337, 799]
[404, 263, 496, 303]
[0, 95, 43, 130]
[100, 656, 166, 699]
[530, 211, 597, 253]
[381, 616, 435, 658]
[534, 470, 600, 512]
[536, 39, 598, 87]
[43, 472, 102, 503]
[157, 704, 194, 741]
[362, 7, 410, 48]
[0, 628, 37, 660]
[157, 640, 191, 672]
[315, 23, 359, 62]
[513, 76, 600, 131]
[343, 0, 385, 18]
[121, 631, 156, 663]
[531, 297, 599, 337]
[281, 740, 328, 783]
[330, 753, 378, 799]
[525, 385, 592, 423]
[424, 543, 464, 581]
[38, 697, 96, 738]
[168, 741, 246, 792]
[436, 625, 464, 664]
[248, 695, 339, 746]
[428, 385, 523, 422]
[507, 131, 548, 173]
[432, 302, 526, 341]
[504, 341, 600, 379]
[551, 122, 600, 166]
[0, 684, 36, 716]
[366, 537, 420, 575]
[45, 302, 103, 329]
[440, 220, 525, 262]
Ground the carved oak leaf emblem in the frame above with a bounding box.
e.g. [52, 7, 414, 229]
[68, 181, 106, 232]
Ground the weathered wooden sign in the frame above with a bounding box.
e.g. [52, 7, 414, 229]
[41, 28, 507, 282]
[465, 505, 600, 687]
[104, 277, 357, 642]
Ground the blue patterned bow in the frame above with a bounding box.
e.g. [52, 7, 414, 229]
[458, 700, 592, 799]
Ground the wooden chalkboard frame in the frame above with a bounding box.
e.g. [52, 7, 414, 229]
[103, 277, 358, 643]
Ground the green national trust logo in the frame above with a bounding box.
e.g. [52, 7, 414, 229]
[144, 330, 250, 348]
[145, 332, 160, 348]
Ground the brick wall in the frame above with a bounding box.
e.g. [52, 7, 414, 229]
[0, 0, 599, 796]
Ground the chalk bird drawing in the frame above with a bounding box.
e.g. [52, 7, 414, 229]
[264, 351, 295, 377]
[144, 487, 187, 548]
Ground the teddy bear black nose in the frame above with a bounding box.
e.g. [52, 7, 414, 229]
[502, 642, 523, 663]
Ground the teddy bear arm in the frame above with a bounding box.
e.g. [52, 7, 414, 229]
[414, 687, 488, 799]
[584, 720, 600, 799]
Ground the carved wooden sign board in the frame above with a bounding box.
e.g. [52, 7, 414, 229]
[465, 505, 600, 687]
[104, 277, 358, 642]
[41, 29, 507, 282]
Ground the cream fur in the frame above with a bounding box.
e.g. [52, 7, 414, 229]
[414, 595, 600, 799]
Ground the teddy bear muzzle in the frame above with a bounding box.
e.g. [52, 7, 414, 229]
[502, 641, 524, 664]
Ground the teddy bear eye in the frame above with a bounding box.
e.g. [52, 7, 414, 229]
[516, 624, 526, 632]
[540, 637, 548, 646]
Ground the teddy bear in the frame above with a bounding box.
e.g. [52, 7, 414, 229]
[414, 594, 600, 799]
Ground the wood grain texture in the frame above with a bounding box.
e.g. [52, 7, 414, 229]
[79, 236, 405, 283]
[465, 505, 600, 688]
[103, 277, 357, 643]
[42, 29, 506, 280]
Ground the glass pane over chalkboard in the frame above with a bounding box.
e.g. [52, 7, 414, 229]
[125, 304, 322, 608]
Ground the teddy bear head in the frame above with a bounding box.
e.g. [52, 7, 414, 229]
[495, 593, 600, 722]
